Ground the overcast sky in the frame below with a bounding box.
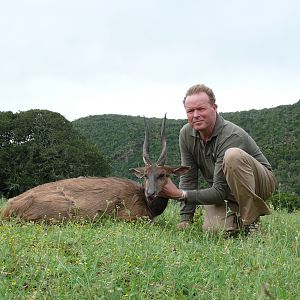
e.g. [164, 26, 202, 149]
[1, 0, 299, 121]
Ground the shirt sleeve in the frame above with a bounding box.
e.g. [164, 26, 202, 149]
[178, 127, 198, 220]
[178, 129, 198, 190]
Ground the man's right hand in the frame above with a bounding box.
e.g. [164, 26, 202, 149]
[159, 178, 185, 200]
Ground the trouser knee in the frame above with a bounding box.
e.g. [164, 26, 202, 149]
[223, 147, 246, 173]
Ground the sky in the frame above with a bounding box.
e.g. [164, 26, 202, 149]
[1, 0, 299, 121]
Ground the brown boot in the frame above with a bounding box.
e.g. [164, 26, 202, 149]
[176, 220, 192, 230]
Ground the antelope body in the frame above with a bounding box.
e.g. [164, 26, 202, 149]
[1, 116, 189, 222]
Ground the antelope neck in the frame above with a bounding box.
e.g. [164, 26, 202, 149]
[143, 193, 169, 219]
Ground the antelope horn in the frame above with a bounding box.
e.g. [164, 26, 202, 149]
[156, 114, 167, 166]
[143, 116, 152, 165]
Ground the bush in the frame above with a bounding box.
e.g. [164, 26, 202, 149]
[268, 192, 300, 212]
[0, 110, 110, 198]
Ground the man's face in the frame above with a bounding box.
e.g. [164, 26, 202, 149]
[184, 92, 217, 132]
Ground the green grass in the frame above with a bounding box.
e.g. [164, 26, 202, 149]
[0, 198, 299, 300]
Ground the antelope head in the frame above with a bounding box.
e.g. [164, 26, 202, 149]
[130, 115, 190, 202]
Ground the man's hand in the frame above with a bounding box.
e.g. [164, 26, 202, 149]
[159, 177, 184, 200]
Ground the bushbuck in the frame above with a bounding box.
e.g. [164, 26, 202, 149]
[1, 115, 190, 222]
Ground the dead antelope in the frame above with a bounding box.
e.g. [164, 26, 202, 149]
[1, 115, 190, 222]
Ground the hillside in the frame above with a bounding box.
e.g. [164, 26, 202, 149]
[0, 109, 110, 197]
[73, 101, 300, 195]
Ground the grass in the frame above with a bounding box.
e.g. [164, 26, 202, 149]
[0, 197, 299, 300]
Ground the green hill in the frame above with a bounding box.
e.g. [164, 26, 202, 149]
[73, 101, 300, 196]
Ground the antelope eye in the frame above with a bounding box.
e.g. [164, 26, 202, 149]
[158, 174, 165, 179]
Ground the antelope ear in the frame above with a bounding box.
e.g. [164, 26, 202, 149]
[129, 167, 146, 178]
[167, 166, 191, 176]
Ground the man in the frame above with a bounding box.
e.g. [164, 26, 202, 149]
[160, 84, 276, 235]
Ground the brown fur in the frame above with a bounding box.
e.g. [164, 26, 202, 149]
[1, 177, 150, 222]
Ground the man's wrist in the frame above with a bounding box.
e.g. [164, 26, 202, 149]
[179, 189, 187, 200]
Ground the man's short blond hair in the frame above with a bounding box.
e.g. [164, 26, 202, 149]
[183, 84, 216, 106]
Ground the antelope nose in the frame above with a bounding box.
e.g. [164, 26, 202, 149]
[146, 190, 156, 199]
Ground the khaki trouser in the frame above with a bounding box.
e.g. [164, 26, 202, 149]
[203, 148, 276, 233]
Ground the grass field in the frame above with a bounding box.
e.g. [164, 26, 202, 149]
[0, 198, 299, 300]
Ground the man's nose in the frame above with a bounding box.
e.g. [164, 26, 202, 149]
[193, 109, 201, 117]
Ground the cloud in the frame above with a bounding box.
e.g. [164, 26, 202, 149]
[0, 0, 299, 121]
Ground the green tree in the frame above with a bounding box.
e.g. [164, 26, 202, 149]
[0, 109, 110, 197]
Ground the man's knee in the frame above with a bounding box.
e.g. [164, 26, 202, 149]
[223, 148, 247, 172]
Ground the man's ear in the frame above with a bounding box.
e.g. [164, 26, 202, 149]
[129, 167, 146, 179]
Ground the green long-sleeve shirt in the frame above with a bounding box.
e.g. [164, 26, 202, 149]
[179, 115, 272, 205]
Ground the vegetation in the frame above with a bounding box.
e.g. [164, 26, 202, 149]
[74, 115, 187, 181]
[0, 110, 110, 198]
[73, 101, 300, 210]
[0, 197, 299, 299]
